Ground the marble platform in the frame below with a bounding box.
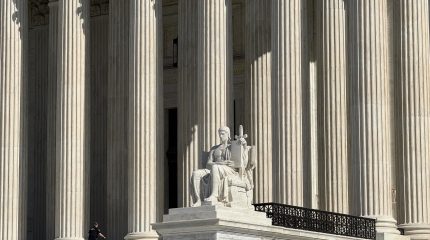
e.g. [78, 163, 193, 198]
[152, 205, 404, 240]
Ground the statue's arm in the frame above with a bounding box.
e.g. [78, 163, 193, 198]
[206, 149, 229, 167]
[206, 150, 214, 168]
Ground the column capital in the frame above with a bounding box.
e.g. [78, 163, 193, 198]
[90, 0, 109, 17]
[31, 0, 49, 26]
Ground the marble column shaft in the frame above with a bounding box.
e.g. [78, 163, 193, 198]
[304, 0, 319, 209]
[90, 14, 108, 231]
[197, 0, 232, 154]
[126, 0, 161, 239]
[316, 0, 348, 213]
[107, 0, 129, 239]
[55, 0, 90, 238]
[47, 2, 58, 239]
[178, 0, 199, 207]
[28, 25, 48, 240]
[0, 0, 27, 239]
[245, 0, 272, 203]
[397, 0, 430, 237]
[272, 0, 304, 206]
[348, 0, 398, 233]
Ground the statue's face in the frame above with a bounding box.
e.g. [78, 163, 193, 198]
[219, 130, 229, 142]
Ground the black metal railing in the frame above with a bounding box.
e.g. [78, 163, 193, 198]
[254, 203, 376, 239]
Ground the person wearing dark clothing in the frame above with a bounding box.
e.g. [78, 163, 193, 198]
[88, 222, 107, 240]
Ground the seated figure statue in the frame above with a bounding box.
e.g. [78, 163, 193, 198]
[190, 126, 255, 208]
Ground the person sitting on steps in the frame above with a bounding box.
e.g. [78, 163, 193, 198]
[88, 222, 107, 240]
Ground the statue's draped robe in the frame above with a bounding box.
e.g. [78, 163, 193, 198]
[190, 144, 239, 205]
[208, 144, 238, 202]
[190, 141, 258, 206]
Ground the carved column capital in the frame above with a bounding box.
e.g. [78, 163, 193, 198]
[91, 0, 109, 17]
[30, 0, 49, 27]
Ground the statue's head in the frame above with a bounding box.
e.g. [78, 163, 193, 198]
[218, 126, 230, 143]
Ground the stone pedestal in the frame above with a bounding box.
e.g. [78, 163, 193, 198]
[153, 206, 379, 240]
[153, 206, 270, 240]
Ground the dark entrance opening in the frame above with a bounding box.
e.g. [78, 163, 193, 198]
[166, 108, 178, 209]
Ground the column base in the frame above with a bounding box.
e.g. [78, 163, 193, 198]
[398, 224, 430, 240]
[124, 231, 159, 240]
[377, 216, 401, 234]
[364, 215, 400, 234]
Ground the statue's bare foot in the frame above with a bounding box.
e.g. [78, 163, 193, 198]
[204, 196, 218, 203]
[192, 200, 202, 207]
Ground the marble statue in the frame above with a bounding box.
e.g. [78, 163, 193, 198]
[190, 125, 255, 208]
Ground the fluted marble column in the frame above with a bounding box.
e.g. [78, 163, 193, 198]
[397, 0, 430, 238]
[107, 0, 129, 239]
[348, 0, 398, 234]
[177, 0, 199, 207]
[272, 0, 304, 205]
[46, 2, 58, 239]
[197, 0, 233, 154]
[0, 0, 27, 239]
[316, 0, 348, 213]
[28, 25, 48, 240]
[245, 0, 272, 203]
[55, 0, 90, 239]
[90, 13, 108, 230]
[126, 1, 161, 239]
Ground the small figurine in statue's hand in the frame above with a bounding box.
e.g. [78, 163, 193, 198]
[238, 137, 247, 146]
[235, 125, 248, 146]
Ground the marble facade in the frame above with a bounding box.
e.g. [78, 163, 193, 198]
[1, 0, 430, 239]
